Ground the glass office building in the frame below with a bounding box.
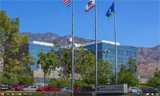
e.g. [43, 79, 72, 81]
[29, 40, 138, 84]
[29, 41, 53, 67]
[29, 41, 53, 85]
[29, 40, 138, 71]
[84, 40, 138, 71]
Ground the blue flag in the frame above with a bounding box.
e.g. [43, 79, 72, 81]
[106, 2, 115, 17]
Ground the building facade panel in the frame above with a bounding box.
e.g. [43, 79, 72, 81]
[84, 41, 138, 71]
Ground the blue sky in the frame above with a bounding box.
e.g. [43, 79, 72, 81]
[0, 0, 160, 47]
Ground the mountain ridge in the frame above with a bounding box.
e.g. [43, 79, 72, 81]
[21, 32, 92, 45]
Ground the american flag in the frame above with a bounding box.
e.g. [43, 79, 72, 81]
[85, 0, 95, 12]
[64, 0, 71, 6]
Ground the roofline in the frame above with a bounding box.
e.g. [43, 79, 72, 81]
[82, 40, 120, 47]
[31, 41, 54, 47]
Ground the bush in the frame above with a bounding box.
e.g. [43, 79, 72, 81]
[18, 76, 33, 84]
[0, 72, 19, 84]
[0, 72, 33, 84]
[148, 71, 160, 87]
[75, 80, 94, 88]
[48, 80, 69, 88]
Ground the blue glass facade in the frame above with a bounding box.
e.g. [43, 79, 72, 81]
[84, 41, 138, 71]
[29, 42, 53, 70]
[29, 42, 53, 85]
[29, 41, 138, 72]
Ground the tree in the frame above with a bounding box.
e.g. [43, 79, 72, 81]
[148, 71, 160, 87]
[37, 51, 58, 85]
[118, 64, 139, 87]
[75, 48, 96, 85]
[66, 48, 112, 87]
[128, 58, 137, 74]
[98, 60, 112, 85]
[57, 48, 72, 81]
[54, 48, 112, 87]
[0, 10, 33, 84]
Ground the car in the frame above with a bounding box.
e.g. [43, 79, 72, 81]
[79, 87, 95, 93]
[128, 87, 142, 95]
[23, 85, 38, 91]
[142, 87, 158, 96]
[11, 84, 25, 91]
[36, 86, 60, 92]
[155, 85, 160, 92]
[0, 84, 9, 91]
[61, 87, 72, 93]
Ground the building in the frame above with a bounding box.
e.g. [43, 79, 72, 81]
[30, 40, 138, 72]
[33, 67, 61, 86]
[30, 40, 139, 84]
[29, 41, 54, 67]
[29, 41, 53, 56]
[83, 40, 138, 71]
[29, 41, 53, 72]
[29, 41, 59, 85]
[29, 40, 85, 85]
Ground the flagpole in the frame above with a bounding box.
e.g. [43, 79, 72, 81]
[113, 0, 118, 84]
[95, 0, 98, 92]
[71, 0, 75, 95]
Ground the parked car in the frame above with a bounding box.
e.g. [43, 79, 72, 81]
[142, 87, 158, 96]
[128, 87, 142, 95]
[11, 84, 25, 91]
[79, 87, 95, 93]
[155, 85, 160, 92]
[23, 85, 38, 91]
[61, 87, 72, 93]
[0, 84, 10, 91]
[36, 86, 60, 92]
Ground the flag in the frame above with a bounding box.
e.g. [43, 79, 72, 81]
[106, 2, 115, 17]
[85, 0, 96, 12]
[64, 0, 71, 6]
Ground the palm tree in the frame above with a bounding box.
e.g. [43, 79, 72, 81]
[37, 51, 58, 85]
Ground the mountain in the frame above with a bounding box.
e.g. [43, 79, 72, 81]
[21, 32, 60, 42]
[138, 45, 160, 79]
[21, 32, 92, 45]
[138, 45, 160, 65]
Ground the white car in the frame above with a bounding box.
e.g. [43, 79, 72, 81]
[23, 86, 38, 91]
[128, 87, 142, 95]
[61, 87, 72, 93]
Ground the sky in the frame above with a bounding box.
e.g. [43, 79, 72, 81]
[0, 0, 160, 47]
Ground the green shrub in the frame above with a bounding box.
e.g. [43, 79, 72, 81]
[49, 80, 69, 88]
